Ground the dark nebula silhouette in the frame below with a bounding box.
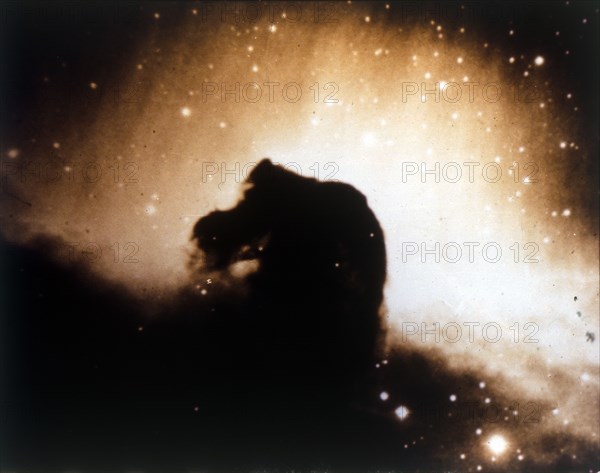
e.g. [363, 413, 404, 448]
[0, 163, 598, 471]
[191, 159, 387, 388]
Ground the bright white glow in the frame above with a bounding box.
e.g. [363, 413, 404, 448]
[395, 405, 410, 420]
[180, 107, 191, 117]
[362, 132, 377, 147]
[380, 391, 389, 401]
[580, 372, 590, 382]
[487, 434, 508, 455]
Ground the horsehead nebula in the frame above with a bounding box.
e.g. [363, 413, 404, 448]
[0, 1, 598, 471]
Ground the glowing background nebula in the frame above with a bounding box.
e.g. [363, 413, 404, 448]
[1, 1, 598, 469]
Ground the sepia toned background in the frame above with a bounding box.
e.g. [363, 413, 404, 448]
[1, 1, 598, 471]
